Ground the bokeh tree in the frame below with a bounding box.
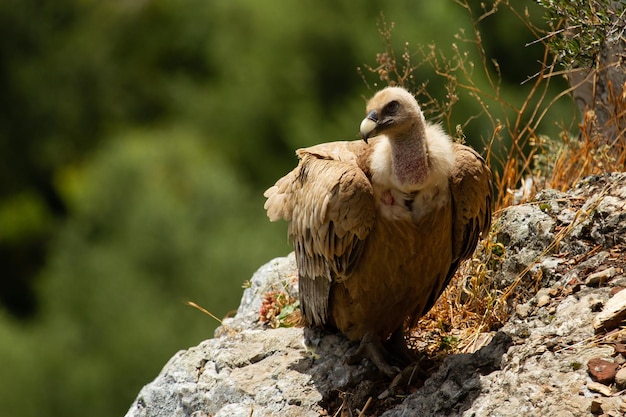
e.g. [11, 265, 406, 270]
[17, 130, 284, 415]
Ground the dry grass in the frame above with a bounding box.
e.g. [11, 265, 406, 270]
[541, 81, 626, 190]
[360, 0, 626, 356]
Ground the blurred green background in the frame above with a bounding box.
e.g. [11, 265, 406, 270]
[0, 0, 574, 415]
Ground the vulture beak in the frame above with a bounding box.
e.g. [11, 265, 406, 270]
[359, 110, 379, 143]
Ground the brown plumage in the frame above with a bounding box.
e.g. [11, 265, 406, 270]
[264, 86, 492, 376]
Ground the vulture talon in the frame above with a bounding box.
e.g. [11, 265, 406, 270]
[348, 331, 401, 378]
[264, 86, 492, 382]
[379, 363, 422, 399]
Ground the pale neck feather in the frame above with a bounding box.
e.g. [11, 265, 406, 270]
[370, 122, 454, 194]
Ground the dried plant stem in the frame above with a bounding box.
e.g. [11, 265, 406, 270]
[186, 300, 223, 324]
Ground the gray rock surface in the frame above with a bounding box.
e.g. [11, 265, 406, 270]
[126, 173, 626, 417]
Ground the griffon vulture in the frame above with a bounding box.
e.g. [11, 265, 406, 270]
[264, 86, 492, 376]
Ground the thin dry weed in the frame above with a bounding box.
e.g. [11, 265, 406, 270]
[186, 300, 223, 324]
[541, 80, 626, 190]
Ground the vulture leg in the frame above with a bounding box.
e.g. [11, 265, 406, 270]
[384, 327, 417, 366]
[347, 331, 401, 377]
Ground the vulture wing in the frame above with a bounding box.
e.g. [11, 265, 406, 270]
[421, 143, 493, 316]
[264, 142, 376, 327]
[449, 143, 492, 261]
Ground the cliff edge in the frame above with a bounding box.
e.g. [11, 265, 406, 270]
[126, 173, 626, 417]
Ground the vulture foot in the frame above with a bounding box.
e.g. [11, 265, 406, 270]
[347, 331, 401, 377]
[378, 363, 422, 400]
[384, 327, 418, 366]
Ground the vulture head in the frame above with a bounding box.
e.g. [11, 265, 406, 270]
[359, 87, 441, 189]
[359, 87, 426, 143]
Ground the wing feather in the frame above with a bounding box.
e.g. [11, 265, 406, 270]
[263, 143, 375, 326]
[449, 144, 492, 262]
[419, 144, 492, 317]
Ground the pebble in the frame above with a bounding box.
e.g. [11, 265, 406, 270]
[587, 381, 613, 397]
[537, 294, 551, 308]
[590, 399, 604, 415]
[585, 267, 616, 286]
[516, 303, 530, 318]
[593, 288, 626, 331]
[587, 358, 619, 384]
[589, 299, 604, 312]
[615, 343, 626, 357]
[615, 367, 626, 389]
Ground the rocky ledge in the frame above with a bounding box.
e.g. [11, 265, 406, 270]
[125, 173, 626, 417]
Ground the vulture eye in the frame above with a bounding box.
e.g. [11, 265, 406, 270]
[385, 100, 399, 114]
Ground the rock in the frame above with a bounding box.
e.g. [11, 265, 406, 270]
[587, 358, 619, 384]
[589, 298, 604, 312]
[125, 310, 372, 415]
[125, 173, 626, 417]
[587, 381, 613, 397]
[515, 303, 530, 318]
[590, 399, 604, 414]
[537, 294, 551, 308]
[378, 332, 513, 417]
[612, 276, 626, 287]
[216, 253, 298, 335]
[593, 288, 626, 331]
[495, 204, 556, 252]
[585, 267, 617, 286]
[615, 367, 626, 389]
[492, 204, 558, 291]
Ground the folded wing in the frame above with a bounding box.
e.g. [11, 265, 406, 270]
[264, 143, 376, 326]
[419, 143, 492, 316]
[449, 144, 492, 262]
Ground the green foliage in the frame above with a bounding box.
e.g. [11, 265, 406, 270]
[537, 0, 626, 69]
[539, 202, 552, 212]
[0, 192, 53, 243]
[439, 334, 460, 351]
[0, 130, 288, 416]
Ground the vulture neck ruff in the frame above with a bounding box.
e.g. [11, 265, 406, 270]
[369, 123, 455, 221]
